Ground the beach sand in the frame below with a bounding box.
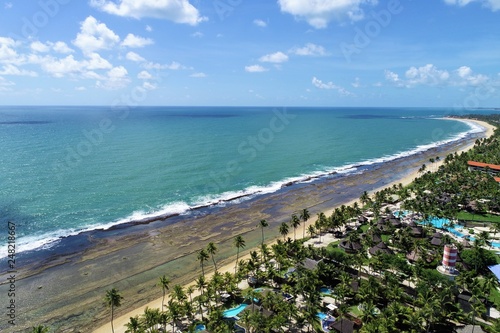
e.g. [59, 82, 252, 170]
[0, 119, 495, 333]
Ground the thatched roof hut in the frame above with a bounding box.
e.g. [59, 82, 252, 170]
[369, 241, 394, 256]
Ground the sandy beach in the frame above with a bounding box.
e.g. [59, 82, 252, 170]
[0, 118, 495, 333]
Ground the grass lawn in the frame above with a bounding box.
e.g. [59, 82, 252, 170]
[457, 211, 500, 223]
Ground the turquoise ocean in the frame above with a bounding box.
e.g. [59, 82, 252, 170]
[0, 106, 490, 258]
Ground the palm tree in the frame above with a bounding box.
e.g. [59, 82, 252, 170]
[124, 316, 142, 333]
[32, 326, 50, 333]
[197, 248, 209, 277]
[206, 242, 218, 272]
[279, 221, 289, 240]
[104, 288, 123, 333]
[307, 224, 315, 238]
[300, 208, 310, 239]
[258, 219, 269, 246]
[234, 235, 246, 274]
[186, 285, 195, 304]
[157, 275, 170, 309]
[291, 214, 301, 240]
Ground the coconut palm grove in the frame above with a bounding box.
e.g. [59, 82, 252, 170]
[35, 114, 500, 332]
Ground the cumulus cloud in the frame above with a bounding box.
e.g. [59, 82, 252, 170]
[245, 64, 268, 72]
[385, 64, 491, 87]
[253, 19, 267, 27]
[404, 64, 450, 86]
[73, 16, 120, 54]
[126, 51, 146, 62]
[121, 33, 154, 48]
[259, 51, 289, 63]
[137, 70, 152, 79]
[278, 0, 377, 28]
[0, 64, 37, 77]
[312, 76, 354, 96]
[31, 41, 74, 54]
[53, 42, 74, 54]
[289, 43, 327, 56]
[443, 0, 500, 11]
[143, 61, 186, 70]
[96, 66, 130, 89]
[0, 37, 23, 65]
[90, 0, 207, 25]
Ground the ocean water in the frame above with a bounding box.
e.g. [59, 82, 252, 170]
[0, 106, 489, 257]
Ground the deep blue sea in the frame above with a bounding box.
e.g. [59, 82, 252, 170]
[0, 106, 492, 256]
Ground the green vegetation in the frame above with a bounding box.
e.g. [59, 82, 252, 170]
[457, 211, 500, 223]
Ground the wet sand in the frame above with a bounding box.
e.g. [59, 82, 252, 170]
[0, 119, 494, 333]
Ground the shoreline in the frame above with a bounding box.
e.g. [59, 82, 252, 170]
[1, 116, 489, 261]
[0, 119, 495, 332]
[93, 118, 495, 333]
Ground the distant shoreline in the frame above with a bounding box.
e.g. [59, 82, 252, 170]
[0, 118, 494, 333]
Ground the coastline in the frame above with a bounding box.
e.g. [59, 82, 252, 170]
[0, 118, 494, 333]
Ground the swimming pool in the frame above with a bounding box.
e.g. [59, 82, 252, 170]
[223, 303, 248, 318]
[194, 323, 206, 332]
[320, 287, 332, 295]
[317, 312, 328, 320]
[423, 216, 500, 248]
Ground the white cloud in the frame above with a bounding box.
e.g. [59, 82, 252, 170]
[31, 41, 74, 54]
[143, 61, 186, 70]
[278, 0, 377, 28]
[443, 0, 500, 11]
[145, 25, 153, 32]
[0, 76, 14, 91]
[90, 0, 207, 25]
[0, 38, 22, 64]
[404, 64, 450, 86]
[385, 64, 491, 87]
[191, 31, 203, 38]
[4, 2, 13, 9]
[30, 52, 111, 78]
[86, 52, 113, 70]
[289, 43, 327, 56]
[0, 64, 37, 77]
[454, 66, 489, 86]
[137, 70, 152, 79]
[121, 33, 154, 48]
[245, 64, 268, 72]
[75, 86, 86, 91]
[351, 77, 361, 88]
[96, 66, 130, 90]
[143, 81, 157, 90]
[73, 16, 120, 54]
[253, 19, 267, 27]
[53, 41, 74, 54]
[31, 41, 51, 53]
[190, 72, 206, 78]
[312, 76, 354, 96]
[259, 51, 289, 63]
[126, 51, 146, 62]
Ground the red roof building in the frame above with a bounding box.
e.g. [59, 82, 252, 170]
[467, 161, 500, 182]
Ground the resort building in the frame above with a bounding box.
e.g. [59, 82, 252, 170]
[467, 161, 500, 182]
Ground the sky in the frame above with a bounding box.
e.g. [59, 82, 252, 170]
[0, 0, 499, 107]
